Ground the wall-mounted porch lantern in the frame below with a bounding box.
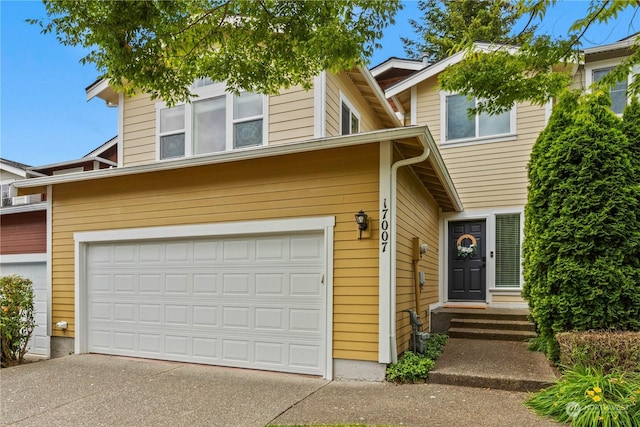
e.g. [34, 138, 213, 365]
[354, 210, 369, 240]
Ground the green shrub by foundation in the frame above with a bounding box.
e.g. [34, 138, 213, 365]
[557, 331, 640, 374]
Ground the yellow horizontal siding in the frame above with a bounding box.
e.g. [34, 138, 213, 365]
[492, 294, 525, 304]
[123, 92, 156, 166]
[413, 77, 547, 210]
[50, 145, 381, 362]
[325, 72, 384, 137]
[395, 167, 440, 355]
[269, 85, 315, 144]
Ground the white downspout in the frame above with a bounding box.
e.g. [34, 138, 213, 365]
[388, 138, 431, 362]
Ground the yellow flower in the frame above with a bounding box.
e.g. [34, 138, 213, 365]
[593, 386, 602, 393]
[593, 395, 602, 402]
[587, 390, 595, 396]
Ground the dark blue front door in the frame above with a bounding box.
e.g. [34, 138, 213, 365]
[448, 220, 486, 301]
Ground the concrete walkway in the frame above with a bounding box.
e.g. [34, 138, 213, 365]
[1, 354, 560, 426]
[429, 338, 559, 392]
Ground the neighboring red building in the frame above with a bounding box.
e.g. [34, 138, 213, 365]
[0, 137, 117, 358]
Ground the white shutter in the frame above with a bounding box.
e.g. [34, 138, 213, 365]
[495, 214, 521, 288]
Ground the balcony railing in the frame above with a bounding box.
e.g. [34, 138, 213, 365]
[1, 194, 44, 208]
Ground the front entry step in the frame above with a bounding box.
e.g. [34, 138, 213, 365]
[431, 307, 537, 342]
[447, 326, 537, 341]
[428, 338, 557, 392]
[448, 317, 537, 341]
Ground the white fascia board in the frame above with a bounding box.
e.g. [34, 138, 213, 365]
[84, 137, 118, 158]
[385, 43, 519, 98]
[0, 202, 47, 215]
[357, 66, 403, 128]
[585, 36, 637, 55]
[86, 79, 111, 102]
[0, 163, 28, 178]
[419, 127, 464, 212]
[386, 51, 466, 97]
[28, 156, 118, 172]
[14, 127, 432, 189]
[0, 253, 47, 263]
[370, 58, 424, 77]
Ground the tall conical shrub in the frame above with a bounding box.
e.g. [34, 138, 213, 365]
[523, 91, 640, 361]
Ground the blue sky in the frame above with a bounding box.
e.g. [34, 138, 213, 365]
[1, 1, 639, 166]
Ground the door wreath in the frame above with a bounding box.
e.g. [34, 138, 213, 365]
[456, 233, 478, 259]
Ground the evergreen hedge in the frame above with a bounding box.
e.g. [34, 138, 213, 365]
[523, 91, 640, 361]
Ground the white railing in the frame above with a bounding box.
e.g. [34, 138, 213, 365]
[0, 194, 43, 208]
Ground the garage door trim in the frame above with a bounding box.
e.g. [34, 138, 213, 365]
[75, 216, 335, 379]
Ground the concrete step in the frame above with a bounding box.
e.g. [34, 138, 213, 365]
[449, 311, 530, 322]
[428, 338, 558, 392]
[449, 318, 536, 332]
[448, 327, 537, 342]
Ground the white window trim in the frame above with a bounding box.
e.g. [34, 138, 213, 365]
[155, 82, 268, 161]
[439, 91, 517, 147]
[339, 91, 361, 135]
[585, 57, 635, 115]
[440, 207, 525, 305]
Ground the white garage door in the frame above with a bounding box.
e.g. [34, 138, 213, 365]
[86, 232, 326, 375]
[0, 259, 50, 357]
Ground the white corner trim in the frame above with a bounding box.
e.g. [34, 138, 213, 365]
[324, 222, 335, 380]
[118, 93, 124, 167]
[314, 72, 327, 138]
[378, 141, 392, 364]
[410, 86, 417, 126]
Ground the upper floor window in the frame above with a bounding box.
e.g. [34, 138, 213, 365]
[593, 67, 628, 114]
[157, 81, 267, 160]
[340, 94, 360, 135]
[1, 183, 11, 207]
[443, 94, 514, 144]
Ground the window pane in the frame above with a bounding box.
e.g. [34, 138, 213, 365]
[160, 105, 185, 133]
[594, 67, 627, 114]
[193, 97, 226, 154]
[611, 81, 628, 114]
[192, 77, 216, 88]
[593, 67, 612, 82]
[351, 115, 360, 134]
[234, 92, 262, 119]
[341, 102, 351, 135]
[446, 95, 475, 140]
[160, 133, 185, 159]
[479, 109, 510, 137]
[234, 119, 263, 148]
[495, 214, 521, 288]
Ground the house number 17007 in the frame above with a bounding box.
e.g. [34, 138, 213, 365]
[381, 198, 389, 252]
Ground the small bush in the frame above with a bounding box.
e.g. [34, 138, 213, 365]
[386, 351, 435, 383]
[422, 333, 448, 360]
[526, 366, 640, 426]
[1, 275, 36, 367]
[557, 331, 640, 374]
[386, 334, 447, 383]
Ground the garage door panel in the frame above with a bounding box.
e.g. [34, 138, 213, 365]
[86, 232, 326, 375]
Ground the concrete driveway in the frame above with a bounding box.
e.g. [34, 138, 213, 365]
[1, 354, 559, 426]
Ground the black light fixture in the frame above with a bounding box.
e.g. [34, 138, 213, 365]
[354, 210, 368, 240]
